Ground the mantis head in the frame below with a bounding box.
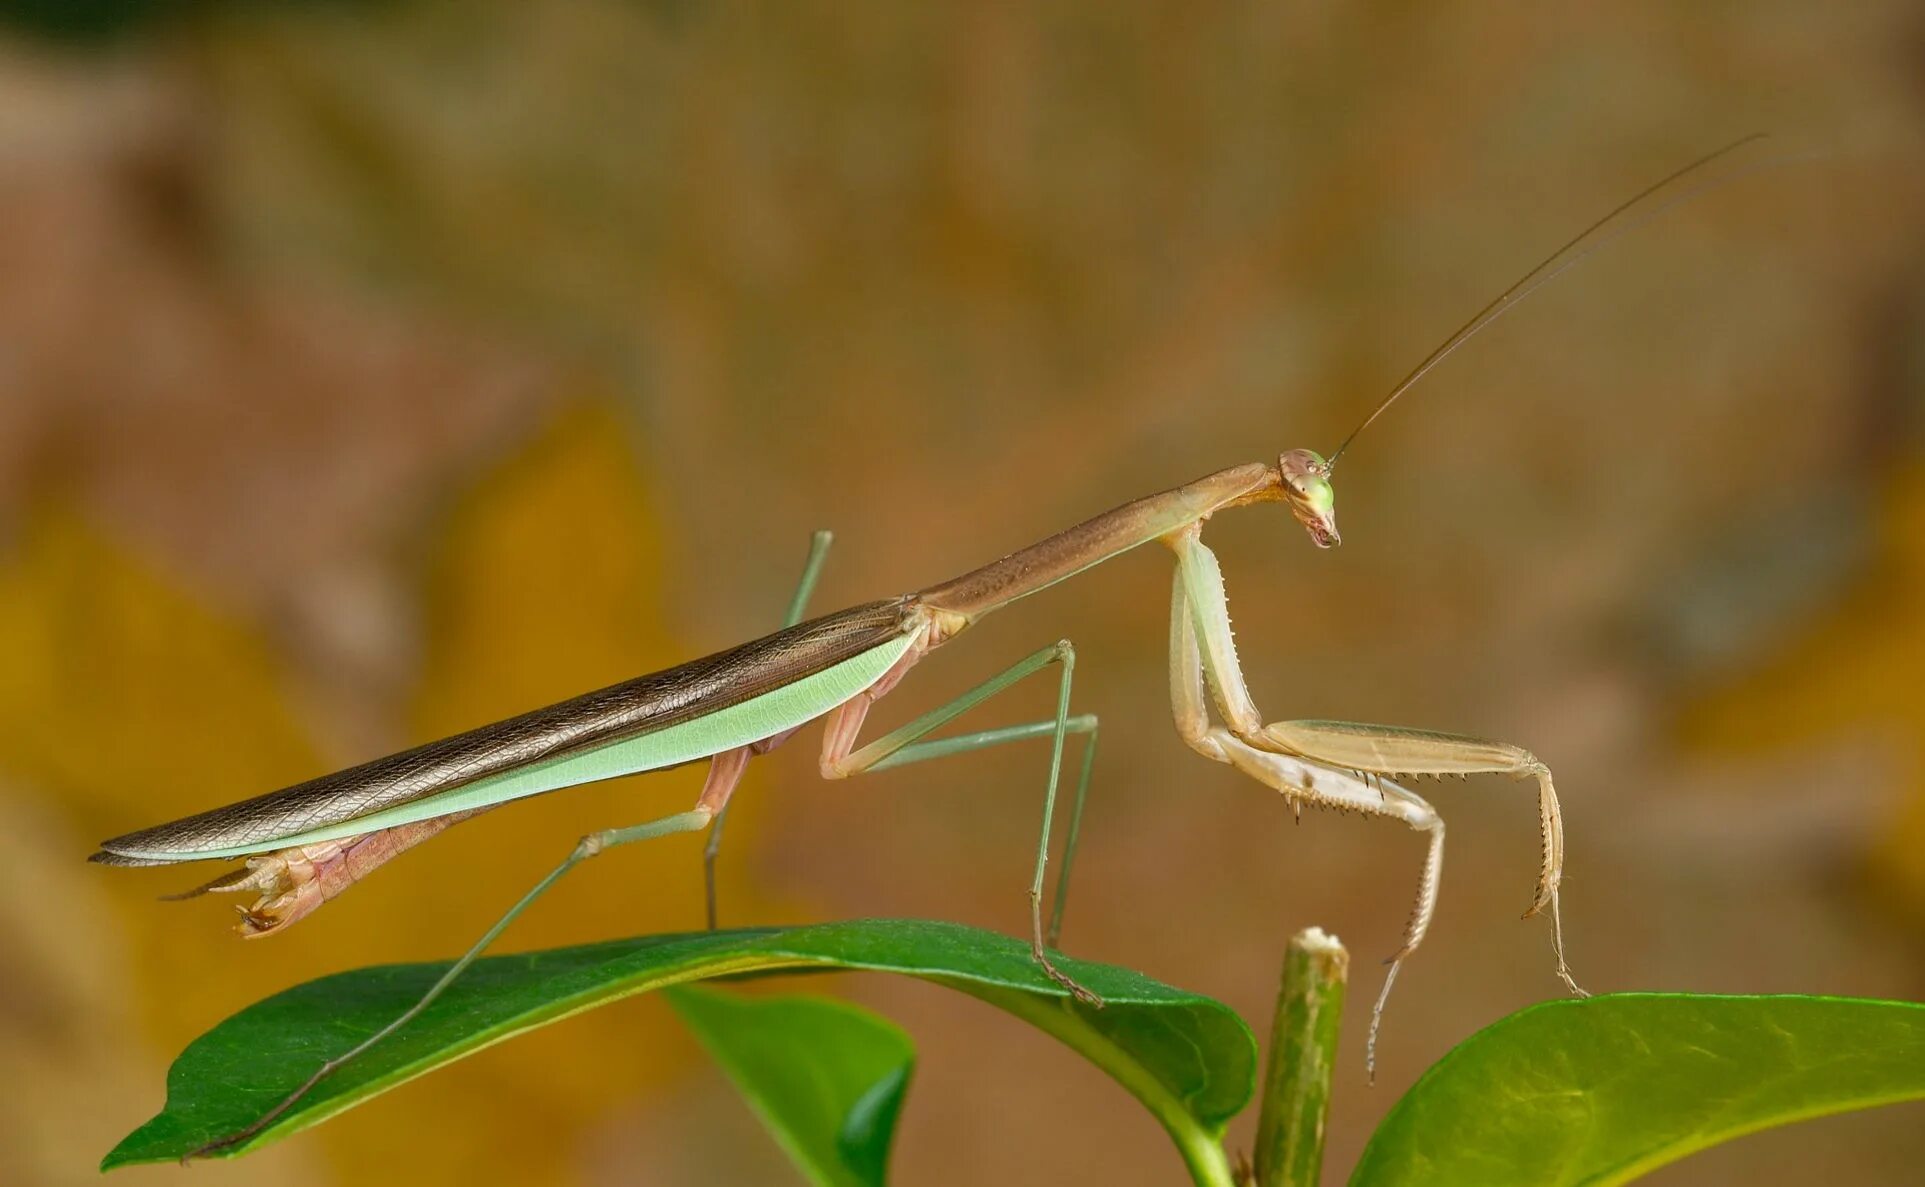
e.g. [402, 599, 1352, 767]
[1279, 448, 1339, 548]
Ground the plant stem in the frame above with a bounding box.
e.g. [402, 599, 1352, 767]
[1251, 928, 1348, 1187]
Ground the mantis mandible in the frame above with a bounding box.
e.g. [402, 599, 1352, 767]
[93, 136, 1764, 1157]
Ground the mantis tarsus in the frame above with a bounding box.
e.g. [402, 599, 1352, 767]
[93, 136, 1767, 1158]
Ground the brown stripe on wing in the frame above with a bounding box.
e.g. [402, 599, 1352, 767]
[94, 599, 911, 861]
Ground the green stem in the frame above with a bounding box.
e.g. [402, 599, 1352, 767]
[1251, 928, 1348, 1187]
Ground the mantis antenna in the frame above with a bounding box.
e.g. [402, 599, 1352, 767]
[1322, 132, 1771, 471]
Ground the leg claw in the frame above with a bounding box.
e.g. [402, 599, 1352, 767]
[1035, 949, 1105, 1007]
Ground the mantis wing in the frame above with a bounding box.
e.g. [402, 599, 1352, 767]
[94, 600, 914, 863]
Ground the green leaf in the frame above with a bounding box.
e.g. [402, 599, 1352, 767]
[667, 987, 913, 1187]
[105, 918, 1252, 1185]
[1351, 993, 1925, 1187]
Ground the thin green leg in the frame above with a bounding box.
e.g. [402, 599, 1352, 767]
[867, 713, 1100, 946]
[840, 641, 1066, 768]
[705, 530, 834, 928]
[1031, 643, 1080, 997]
[867, 716, 1096, 769]
[783, 529, 834, 628]
[1050, 721, 1099, 947]
[192, 807, 716, 1160]
[203, 534, 842, 1156]
[834, 639, 1101, 1004]
[706, 530, 1106, 953]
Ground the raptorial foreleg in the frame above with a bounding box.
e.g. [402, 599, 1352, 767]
[1167, 525, 1580, 996]
[1167, 561, 1444, 1074]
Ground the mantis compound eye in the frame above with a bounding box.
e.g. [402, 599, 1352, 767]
[1278, 447, 1328, 484]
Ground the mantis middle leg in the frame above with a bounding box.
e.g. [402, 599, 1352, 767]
[705, 534, 1104, 949]
[818, 638, 1103, 1003]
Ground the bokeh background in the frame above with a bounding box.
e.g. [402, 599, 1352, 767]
[3, 3, 1923, 1185]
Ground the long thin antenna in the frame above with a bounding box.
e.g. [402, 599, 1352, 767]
[1323, 133, 1769, 470]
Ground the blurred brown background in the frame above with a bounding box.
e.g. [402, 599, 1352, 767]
[2, 3, 1923, 1185]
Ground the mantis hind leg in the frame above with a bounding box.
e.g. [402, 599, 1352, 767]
[820, 639, 1103, 1004]
[188, 798, 723, 1160]
[198, 531, 836, 1159]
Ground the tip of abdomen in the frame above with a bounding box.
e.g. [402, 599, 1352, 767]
[88, 849, 179, 867]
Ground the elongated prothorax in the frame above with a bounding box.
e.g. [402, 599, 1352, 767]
[917, 462, 1280, 622]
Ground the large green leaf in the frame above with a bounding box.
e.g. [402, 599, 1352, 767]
[667, 987, 913, 1187]
[1351, 993, 1925, 1187]
[105, 918, 1252, 1184]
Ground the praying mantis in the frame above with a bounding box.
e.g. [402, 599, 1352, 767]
[93, 136, 1766, 1158]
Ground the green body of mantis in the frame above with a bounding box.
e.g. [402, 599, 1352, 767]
[93, 137, 1770, 1158]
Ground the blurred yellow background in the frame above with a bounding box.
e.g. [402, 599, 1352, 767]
[2, 3, 1922, 1185]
